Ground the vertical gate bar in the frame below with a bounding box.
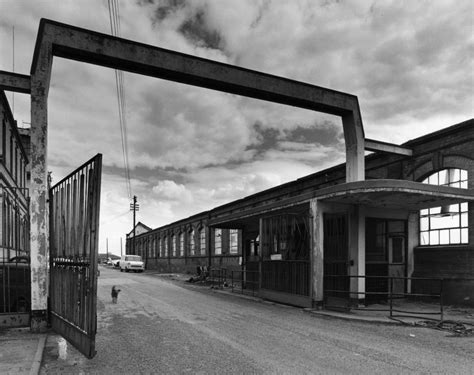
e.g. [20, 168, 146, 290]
[389, 277, 393, 317]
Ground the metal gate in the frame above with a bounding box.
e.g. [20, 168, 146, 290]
[49, 154, 102, 358]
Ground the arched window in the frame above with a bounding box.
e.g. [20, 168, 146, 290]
[214, 229, 222, 255]
[420, 168, 468, 245]
[171, 234, 176, 257]
[164, 236, 169, 257]
[189, 229, 195, 256]
[179, 232, 184, 257]
[229, 229, 239, 254]
[199, 228, 206, 255]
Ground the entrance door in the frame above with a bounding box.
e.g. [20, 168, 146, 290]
[366, 218, 407, 302]
[49, 154, 102, 358]
[323, 213, 349, 309]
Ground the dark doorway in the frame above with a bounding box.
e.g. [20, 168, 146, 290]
[323, 213, 349, 309]
[365, 218, 407, 303]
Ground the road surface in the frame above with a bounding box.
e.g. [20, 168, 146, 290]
[40, 266, 473, 374]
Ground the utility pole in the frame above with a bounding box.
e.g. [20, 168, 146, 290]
[106, 238, 109, 261]
[130, 195, 139, 255]
[120, 237, 123, 257]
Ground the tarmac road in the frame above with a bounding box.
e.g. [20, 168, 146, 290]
[40, 266, 473, 374]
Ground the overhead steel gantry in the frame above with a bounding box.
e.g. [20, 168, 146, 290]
[0, 18, 369, 330]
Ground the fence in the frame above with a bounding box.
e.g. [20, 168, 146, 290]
[324, 275, 445, 320]
[261, 260, 310, 296]
[231, 270, 259, 296]
[208, 267, 228, 288]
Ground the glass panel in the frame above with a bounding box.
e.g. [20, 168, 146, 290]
[429, 206, 441, 215]
[461, 228, 468, 243]
[450, 168, 460, 182]
[428, 173, 438, 185]
[420, 209, 428, 216]
[438, 170, 447, 185]
[449, 229, 460, 244]
[431, 214, 459, 230]
[439, 230, 450, 244]
[420, 217, 429, 231]
[429, 231, 439, 245]
[391, 237, 404, 263]
[460, 169, 468, 180]
[461, 212, 468, 228]
[447, 204, 460, 213]
[450, 182, 460, 188]
[460, 202, 468, 212]
[460, 181, 468, 189]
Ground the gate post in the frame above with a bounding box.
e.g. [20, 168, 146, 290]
[30, 37, 53, 332]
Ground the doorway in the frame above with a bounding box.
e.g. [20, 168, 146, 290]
[365, 218, 407, 303]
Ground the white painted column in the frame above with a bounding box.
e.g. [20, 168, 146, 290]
[348, 205, 365, 304]
[407, 211, 419, 293]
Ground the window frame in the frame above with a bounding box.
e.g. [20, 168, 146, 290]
[419, 168, 469, 246]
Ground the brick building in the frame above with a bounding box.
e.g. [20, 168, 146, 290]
[0, 90, 30, 321]
[128, 119, 474, 307]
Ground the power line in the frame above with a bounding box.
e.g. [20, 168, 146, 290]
[107, 0, 132, 199]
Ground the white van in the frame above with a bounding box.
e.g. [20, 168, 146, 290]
[119, 255, 145, 273]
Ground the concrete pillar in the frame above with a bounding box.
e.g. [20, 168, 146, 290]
[30, 40, 53, 332]
[310, 199, 324, 305]
[407, 211, 419, 293]
[342, 111, 365, 183]
[258, 218, 263, 290]
[347, 205, 365, 304]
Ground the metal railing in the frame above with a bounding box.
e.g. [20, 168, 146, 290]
[324, 275, 445, 320]
[261, 260, 310, 296]
[208, 267, 228, 289]
[231, 270, 259, 296]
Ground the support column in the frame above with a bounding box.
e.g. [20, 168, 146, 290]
[348, 205, 365, 305]
[342, 110, 365, 182]
[258, 218, 263, 290]
[30, 40, 52, 332]
[310, 199, 324, 306]
[407, 211, 419, 293]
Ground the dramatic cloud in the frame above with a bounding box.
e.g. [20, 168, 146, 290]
[0, 0, 472, 254]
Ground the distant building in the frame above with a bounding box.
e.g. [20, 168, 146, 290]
[127, 120, 474, 307]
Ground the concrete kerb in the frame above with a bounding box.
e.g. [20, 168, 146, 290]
[0, 327, 47, 375]
[30, 334, 47, 375]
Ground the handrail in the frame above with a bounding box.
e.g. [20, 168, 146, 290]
[324, 274, 445, 319]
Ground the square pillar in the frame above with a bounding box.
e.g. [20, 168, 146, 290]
[347, 205, 365, 305]
[30, 40, 52, 333]
[310, 199, 324, 305]
[407, 211, 419, 293]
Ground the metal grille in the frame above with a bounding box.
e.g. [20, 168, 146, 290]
[49, 154, 102, 359]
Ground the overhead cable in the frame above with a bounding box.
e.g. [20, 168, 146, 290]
[107, 0, 132, 199]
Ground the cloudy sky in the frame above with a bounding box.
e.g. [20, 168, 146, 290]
[0, 0, 472, 255]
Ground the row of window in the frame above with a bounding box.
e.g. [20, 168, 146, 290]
[1, 118, 28, 189]
[1, 192, 29, 253]
[131, 228, 239, 258]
